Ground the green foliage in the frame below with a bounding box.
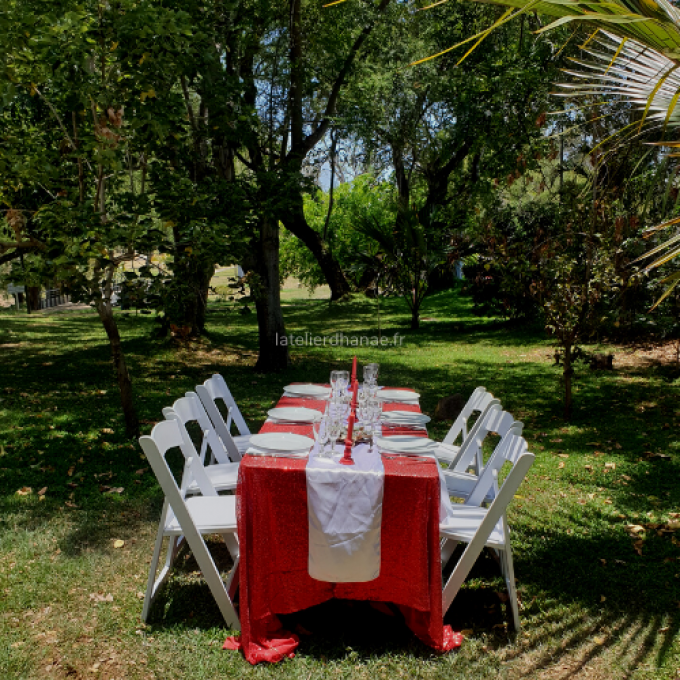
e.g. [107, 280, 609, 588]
[281, 175, 394, 290]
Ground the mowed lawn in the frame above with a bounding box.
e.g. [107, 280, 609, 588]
[1, 289, 679, 679]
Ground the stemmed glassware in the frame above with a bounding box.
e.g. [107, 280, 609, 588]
[363, 363, 379, 387]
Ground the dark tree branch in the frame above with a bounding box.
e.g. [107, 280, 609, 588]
[288, 0, 393, 162]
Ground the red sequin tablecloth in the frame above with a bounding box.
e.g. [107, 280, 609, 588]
[225, 391, 461, 663]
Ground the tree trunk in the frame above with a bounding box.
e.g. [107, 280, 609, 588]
[563, 342, 573, 421]
[96, 302, 139, 438]
[254, 215, 289, 371]
[170, 224, 215, 335]
[411, 307, 420, 330]
[279, 189, 351, 300]
[26, 286, 41, 312]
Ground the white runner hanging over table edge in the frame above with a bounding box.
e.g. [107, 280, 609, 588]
[306, 443, 384, 583]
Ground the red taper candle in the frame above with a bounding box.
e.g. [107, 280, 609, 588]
[340, 412, 356, 465]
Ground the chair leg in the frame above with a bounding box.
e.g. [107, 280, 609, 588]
[503, 551, 520, 631]
[142, 500, 171, 622]
[440, 537, 459, 569]
[500, 516, 521, 631]
[184, 531, 240, 630]
[219, 532, 240, 562]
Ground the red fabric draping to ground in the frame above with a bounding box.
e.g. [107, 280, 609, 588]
[225, 388, 462, 663]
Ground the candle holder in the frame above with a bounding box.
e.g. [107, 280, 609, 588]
[340, 412, 356, 465]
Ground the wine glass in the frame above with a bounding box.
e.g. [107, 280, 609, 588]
[330, 370, 342, 397]
[336, 370, 350, 395]
[328, 417, 342, 457]
[364, 363, 379, 386]
[316, 416, 331, 458]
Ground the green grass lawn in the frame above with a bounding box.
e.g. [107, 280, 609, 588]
[1, 289, 679, 679]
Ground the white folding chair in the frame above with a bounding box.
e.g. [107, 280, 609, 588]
[440, 451, 535, 631]
[196, 374, 251, 461]
[441, 430, 527, 503]
[438, 404, 523, 475]
[442, 387, 493, 445]
[139, 419, 240, 628]
[435, 394, 501, 467]
[162, 393, 240, 494]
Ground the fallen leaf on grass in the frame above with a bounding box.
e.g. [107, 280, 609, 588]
[113, 540, 125, 549]
[106, 487, 124, 494]
[584, 465, 593, 471]
[604, 462, 616, 470]
[550, 438, 564, 443]
[600, 595, 606, 603]
[135, 469, 145, 475]
[593, 635, 606, 645]
[16, 487, 32, 496]
[101, 428, 114, 435]
[633, 540, 644, 556]
[557, 453, 569, 458]
[136, 592, 145, 600]
[37, 487, 47, 496]
[558, 462, 565, 469]
[67, 466, 75, 477]
[460, 628, 474, 636]
[625, 525, 646, 535]
[64, 501, 78, 508]
[89, 593, 113, 603]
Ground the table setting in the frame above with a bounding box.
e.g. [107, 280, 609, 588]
[224, 357, 463, 663]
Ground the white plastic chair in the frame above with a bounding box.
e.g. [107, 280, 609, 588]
[441, 429, 527, 503]
[139, 419, 240, 628]
[438, 404, 523, 475]
[435, 395, 501, 467]
[440, 451, 535, 631]
[442, 387, 493, 445]
[196, 374, 251, 461]
[162, 393, 240, 494]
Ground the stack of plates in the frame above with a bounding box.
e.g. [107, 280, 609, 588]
[376, 389, 420, 403]
[283, 384, 331, 399]
[375, 435, 438, 456]
[267, 407, 322, 423]
[381, 410, 430, 426]
[246, 432, 315, 458]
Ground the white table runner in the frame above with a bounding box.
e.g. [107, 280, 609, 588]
[306, 443, 384, 583]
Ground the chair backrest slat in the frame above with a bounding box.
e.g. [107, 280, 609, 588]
[164, 394, 234, 465]
[204, 374, 250, 436]
[465, 429, 527, 506]
[442, 388, 496, 447]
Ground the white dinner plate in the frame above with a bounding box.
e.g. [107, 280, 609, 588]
[377, 389, 420, 402]
[283, 384, 331, 398]
[267, 407, 322, 423]
[246, 449, 310, 459]
[375, 435, 437, 453]
[248, 432, 315, 452]
[381, 411, 431, 425]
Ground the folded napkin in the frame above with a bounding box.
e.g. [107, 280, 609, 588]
[306, 443, 384, 582]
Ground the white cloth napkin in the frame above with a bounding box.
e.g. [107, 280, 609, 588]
[306, 443, 384, 583]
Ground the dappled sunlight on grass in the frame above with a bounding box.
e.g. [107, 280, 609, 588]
[1, 289, 679, 678]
